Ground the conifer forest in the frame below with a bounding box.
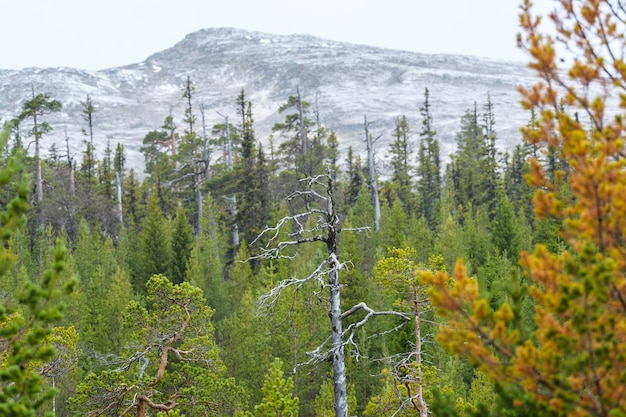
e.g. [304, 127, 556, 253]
[4, 1, 626, 416]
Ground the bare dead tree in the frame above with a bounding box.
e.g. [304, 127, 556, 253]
[251, 173, 410, 417]
[363, 116, 381, 231]
[64, 131, 75, 197]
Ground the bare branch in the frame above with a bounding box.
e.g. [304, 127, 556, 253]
[258, 260, 329, 310]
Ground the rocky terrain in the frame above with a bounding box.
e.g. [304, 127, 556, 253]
[0, 27, 538, 175]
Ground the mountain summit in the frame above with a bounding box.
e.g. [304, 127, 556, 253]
[0, 27, 536, 173]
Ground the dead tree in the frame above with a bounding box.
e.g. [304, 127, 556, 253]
[252, 173, 410, 417]
[363, 116, 381, 231]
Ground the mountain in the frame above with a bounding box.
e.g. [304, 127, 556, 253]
[0, 27, 537, 175]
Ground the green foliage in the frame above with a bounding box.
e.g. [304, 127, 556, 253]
[379, 200, 408, 250]
[0, 123, 72, 417]
[490, 191, 522, 260]
[16, 93, 62, 140]
[416, 88, 442, 230]
[313, 379, 356, 417]
[135, 189, 172, 293]
[386, 115, 415, 213]
[220, 289, 272, 407]
[70, 275, 247, 416]
[447, 101, 499, 215]
[254, 358, 299, 417]
[170, 205, 193, 284]
[5, 58, 600, 416]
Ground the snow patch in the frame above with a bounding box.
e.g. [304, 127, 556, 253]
[152, 65, 162, 73]
[260, 39, 271, 44]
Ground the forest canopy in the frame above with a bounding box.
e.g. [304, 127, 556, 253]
[2, 1, 625, 416]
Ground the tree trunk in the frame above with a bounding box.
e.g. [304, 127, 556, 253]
[297, 87, 307, 154]
[52, 376, 56, 417]
[65, 132, 75, 197]
[137, 399, 146, 417]
[34, 110, 43, 204]
[116, 172, 123, 224]
[329, 256, 348, 417]
[364, 116, 380, 231]
[413, 285, 428, 417]
[200, 102, 211, 180]
[197, 184, 203, 235]
[327, 177, 348, 417]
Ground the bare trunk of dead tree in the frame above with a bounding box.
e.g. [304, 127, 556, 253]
[329, 255, 348, 417]
[326, 177, 348, 417]
[200, 101, 211, 181]
[197, 182, 203, 235]
[34, 111, 43, 204]
[297, 87, 307, 154]
[413, 286, 428, 417]
[52, 376, 56, 417]
[255, 175, 399, 417]
[116, 172, 123, 224]
[65, 132, 75, 197]
[364, 116, 380, 231]
[68, 162, 75, 196]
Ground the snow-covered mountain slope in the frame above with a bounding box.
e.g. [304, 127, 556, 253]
[0, 27, 537, 175]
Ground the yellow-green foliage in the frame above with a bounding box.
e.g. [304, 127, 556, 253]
[425, 2, 626, 416]
[254, 358, 299, 417]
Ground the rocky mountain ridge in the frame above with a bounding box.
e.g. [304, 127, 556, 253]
[0, 27, 537, 175]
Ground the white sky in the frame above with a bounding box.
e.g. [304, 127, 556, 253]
[0, 0, 556, 71]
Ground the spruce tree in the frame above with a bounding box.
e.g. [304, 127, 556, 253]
[416, 88, 441, 230]
[135, 189, 172, 293]
[387, 115, 415, 213]
[170, 204, 193, 284]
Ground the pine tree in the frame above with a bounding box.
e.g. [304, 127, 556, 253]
[0, 123, 73, 416]
[80, 95, 96, 182]
[426, 2, 626, 415]
[70, 275, 247, 416]
[17, 89, 62, 206]
[140, 115, 178, 211]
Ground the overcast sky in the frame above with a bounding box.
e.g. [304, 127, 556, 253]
[0, 0, 556, 71]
